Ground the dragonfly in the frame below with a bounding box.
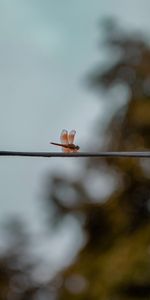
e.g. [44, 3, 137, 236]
[50, 129, 80, 152]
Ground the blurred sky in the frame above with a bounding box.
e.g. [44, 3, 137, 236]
[0, 0, 150, 278]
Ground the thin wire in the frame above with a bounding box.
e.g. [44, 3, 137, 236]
[0, 151, 150, 158]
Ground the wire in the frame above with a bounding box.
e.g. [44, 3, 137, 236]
[0, 151, 150, 158]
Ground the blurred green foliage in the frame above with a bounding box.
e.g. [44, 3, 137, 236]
[48, 20, 150, 300]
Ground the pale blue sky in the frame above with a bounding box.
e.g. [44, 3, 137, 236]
[0, 0, 150, 278]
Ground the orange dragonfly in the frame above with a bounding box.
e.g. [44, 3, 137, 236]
[50, 129, 80, 152]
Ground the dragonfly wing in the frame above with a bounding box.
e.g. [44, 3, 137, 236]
[60, 129, 69, 152]
[68, 130, 76, 144]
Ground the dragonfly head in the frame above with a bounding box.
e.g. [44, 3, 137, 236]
[76, 145, 80, 150]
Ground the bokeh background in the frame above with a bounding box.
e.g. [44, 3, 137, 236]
[0, 1, 150, 299]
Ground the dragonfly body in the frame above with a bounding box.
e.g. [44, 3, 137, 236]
[50, 130, 80, 152]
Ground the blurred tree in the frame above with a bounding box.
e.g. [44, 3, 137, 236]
[45, 20, 150, 300]
[0, 218, 52, 300]
[0, 20, 150, 300]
